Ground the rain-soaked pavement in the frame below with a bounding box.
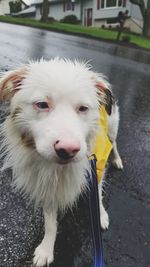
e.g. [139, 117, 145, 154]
[0, 22, 150, 267]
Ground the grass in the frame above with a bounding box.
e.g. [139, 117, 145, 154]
[0, 15, 150, 50]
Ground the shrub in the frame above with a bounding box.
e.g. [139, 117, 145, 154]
[61, 15, 79, 24]
[47, 17, 55, 23]
[122, 35, 131, 42]
[9, 1, 21, 13]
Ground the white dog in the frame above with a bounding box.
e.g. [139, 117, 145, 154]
[0, 58, 123, 267]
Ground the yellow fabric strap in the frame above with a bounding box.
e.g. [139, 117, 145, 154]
[93, 106, 113, 182]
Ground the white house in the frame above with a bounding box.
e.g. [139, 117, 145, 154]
[0, 0, 10, 15]
[33, 0, 128, 23]
[19, 0, 145, 34]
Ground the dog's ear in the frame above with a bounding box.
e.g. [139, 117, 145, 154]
[95, 81, 113, 115]
[0, 68, 27, 101]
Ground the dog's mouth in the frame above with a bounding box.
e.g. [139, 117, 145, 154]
[56, 157, 74, 165]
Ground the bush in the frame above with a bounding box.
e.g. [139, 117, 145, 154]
[61, 15, 79, 24]
[122, 35, 131, 42]
[47, 17, 55, 23]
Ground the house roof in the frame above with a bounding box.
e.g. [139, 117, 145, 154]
[21, 0, 29, 6]
[32, 0, 64, 5]
[13, 6, 36, 15]
[32, 0, 46, 4]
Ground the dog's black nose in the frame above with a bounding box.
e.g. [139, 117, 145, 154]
[55, 148, 73, 160]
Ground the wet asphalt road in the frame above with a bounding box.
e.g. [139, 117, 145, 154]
[0, 22, 150, 267]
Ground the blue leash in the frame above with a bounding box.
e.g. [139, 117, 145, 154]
[87, 157, 104, 267]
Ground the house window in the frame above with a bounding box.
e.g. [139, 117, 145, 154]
[106, 0, 117, 8]
[72, 2, 75, 11]
[101, 0, 105, 8]
[66, 0, 71, 10]
[63, 0, 75, 11]
[101, 0, 126, 8]
[118, 0, 122, 6]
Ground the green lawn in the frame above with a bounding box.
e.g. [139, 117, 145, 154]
[0, 16, 150, 50]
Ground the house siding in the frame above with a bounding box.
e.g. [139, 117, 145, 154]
[126, 1, 144, 33]
[94, 7, 129, 20]
[0, 0, 10, 15]
[51, 2, 81, 21]
[35, 2, 81, 21]
[130, 3, 142, 21]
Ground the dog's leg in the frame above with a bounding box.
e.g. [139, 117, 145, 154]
[111, 140, 123, 169]
[98, 182, 109, 230]
[108, 103, 123, 170]
[33, 209, 57, 267]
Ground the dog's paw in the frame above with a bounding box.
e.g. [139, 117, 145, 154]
[112, 156, 123, 170]
[33, 244, 54, 267]
[100, 209, 109, 230]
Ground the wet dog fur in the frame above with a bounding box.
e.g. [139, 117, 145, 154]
[0, 58, 123, 267]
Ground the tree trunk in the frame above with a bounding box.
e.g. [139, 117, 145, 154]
[143, 9, 150, 37]
[129, 0, 150, 37]
[41, 0, 49, 23]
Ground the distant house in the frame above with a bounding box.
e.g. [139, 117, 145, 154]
[47, 0, 129, 27]
[0, 0, 10, 15]
[19, 0, 145, 34]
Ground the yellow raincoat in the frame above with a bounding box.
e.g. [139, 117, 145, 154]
[92, 106, 112, 182]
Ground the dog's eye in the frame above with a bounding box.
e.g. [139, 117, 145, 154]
[34, 101, 49, 111]
[78, 106, 89, 113]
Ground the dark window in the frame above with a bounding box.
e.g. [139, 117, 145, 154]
[72, 2, 75, 11]
[106, 0, 117, 7]
[66, 0, 71, 10]
[101, 0, 104, 8]
[118, 0, 122, 6]
[101, 0, 125, 9]
[63, 0, 75, 11]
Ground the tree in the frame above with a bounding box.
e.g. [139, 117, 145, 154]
[129, 0, 150, 37]
[41, 0, 49, 22]
[9, 1, 22, 13]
